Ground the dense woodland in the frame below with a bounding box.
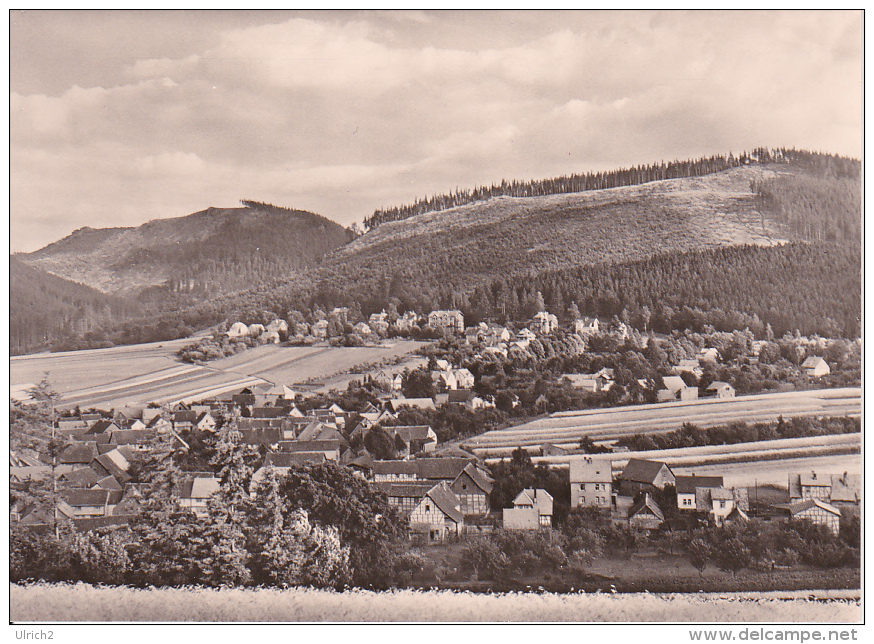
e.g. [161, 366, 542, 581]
[13, 151, 860, 354]
[365, 148, 859, 229]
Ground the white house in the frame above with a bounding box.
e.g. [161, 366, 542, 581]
[660, 375, 698, 401]
[801, 356, 830, 378]
[428, 310, 464, 334]
[531, 311, 559, 335]
[510, 488, 554, 527]
[706, 381, 736, 398]
[574, 317, 600, 336]
[227, 322, 249, 338]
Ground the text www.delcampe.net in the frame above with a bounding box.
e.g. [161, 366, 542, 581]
[690, 630, 859, 642]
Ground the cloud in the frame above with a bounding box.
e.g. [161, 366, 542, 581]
[10, 10, 862, 253]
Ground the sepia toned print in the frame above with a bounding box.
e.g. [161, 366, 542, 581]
[9, 10, 861, 625]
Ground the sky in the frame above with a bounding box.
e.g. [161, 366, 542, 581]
[9, 9, 863, 253]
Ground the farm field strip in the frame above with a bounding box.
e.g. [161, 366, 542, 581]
[152, 376, 271, 406]
[482, 432, 861, 464]
[487, 442, 859, 472]
[56, 364, 200, 399]
[466, 390, 861, 450]
[209, 345, 329, 372]
[673, 453, 861, 488]
[58, 367, 222, 406]
[220, 347, 332, 376]
[548, 388, 860, 419]
[467, 407, 862, 451]
[58, 369, 253, 409]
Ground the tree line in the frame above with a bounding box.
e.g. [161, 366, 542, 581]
[364, 148, 859, 229]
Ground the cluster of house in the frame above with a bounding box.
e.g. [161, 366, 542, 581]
[10, 381, 505, 542]
[226, 318, 288, 344]
[558, 457, 860, 535]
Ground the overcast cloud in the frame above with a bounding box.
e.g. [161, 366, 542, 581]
[10, 9, 862, 252]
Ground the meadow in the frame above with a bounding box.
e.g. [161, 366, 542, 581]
[9, 583, 861, 623]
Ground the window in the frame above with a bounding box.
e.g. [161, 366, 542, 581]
[462, 484, 467, 490]
[425, 504, 431, 512]
[581, 496, 586, 504]
[719, 500, 726, 509]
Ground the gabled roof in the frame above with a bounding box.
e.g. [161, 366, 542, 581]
[59, 442, 99, 464]
[800, 472, 830, 487]
[629, 494, 664, 521]
[252, 407, 287, 419]
[172, 410, 199, 423]
[706, 381, 734, 392]
[393, 425, 436, 442]
[373, 481, 435, 499]
[349, 453, 374, 470]
[85, 420, 117, 435]
[789, 498, 841, 516]
[661, 376, 688, 394]
[179, 477, 220, 500]
[107, 429, 154, 445]
[801, 356, 828, 368]
[389, 398, 436, 411]
[91, 454, 131, 483]
[95, 475, 124, 491]
[830, 473, 861, 503]
[620, 458, 671, 484]
[458, 462, 494, 495]
[62, 488, 123, 507]
[513, 488, 554, 516]
[675, 475, 724, 495]
[238, 428, 283, 445]
[425, 483, 464, 524]
[60, 467, 102, 488]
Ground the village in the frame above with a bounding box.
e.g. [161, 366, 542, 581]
[10, 305, 860, 593]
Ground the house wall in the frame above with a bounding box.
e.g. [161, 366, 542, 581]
[679, 387, 699, 401]
[711, 499, 735, 524]
[451, 472, 490, 515]
[653, 466, 676, 489]
[571, 481, 612, 508]
[801, 485, 831, 500]
[677, 492, 696, 510]
[794, 507, 840, 535]
[410, 500, 459, 541]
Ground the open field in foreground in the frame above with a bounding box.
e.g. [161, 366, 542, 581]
[465, 388, 861, 456]
[11, 340, 427, 410]
[10, 583, 860, 622]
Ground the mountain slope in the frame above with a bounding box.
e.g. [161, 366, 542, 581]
[9, 256, 138, 355]
[23, 201, 353, 295]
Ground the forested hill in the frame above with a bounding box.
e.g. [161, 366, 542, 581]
[365, 147, 859, 230]
[22, 201, 354, 296]
[9, 257, 139, 355]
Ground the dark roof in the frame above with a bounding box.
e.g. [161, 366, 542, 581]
[264, 451, 327, 467]
[59, 467, 101, 488]
[239, 428, 283, 445]
[789, 498, 841, 516]
[61, 488, 123, 506]
[108, 429, 155, 445]
[426, 483, 464, 524]
[448, 389, 477, 403]
[72, 515, 133, 532]
[620, 459, 671, 484]
[393, 425, 436, 442]
[629, 494, 664, 520]
[173, 410, 198, 423]
[275, 440, 341, 453]
[458, 462, 494, 494]
[95, 476, 123, 491]
[91, 454, 131, 483]
[58, 443, 98, 464]
[252, 407, 287, 418]
[349, 453, 374, 470]
[675, 475, 724, 495]
[85, 420, 116, 435]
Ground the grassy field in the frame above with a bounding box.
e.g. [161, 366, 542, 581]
[12, 339, 428, 410]
[465, 389, 861, 455]
[9, 583, 860, 622]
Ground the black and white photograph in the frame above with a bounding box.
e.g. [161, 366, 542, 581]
[7, 8, 863, 628]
